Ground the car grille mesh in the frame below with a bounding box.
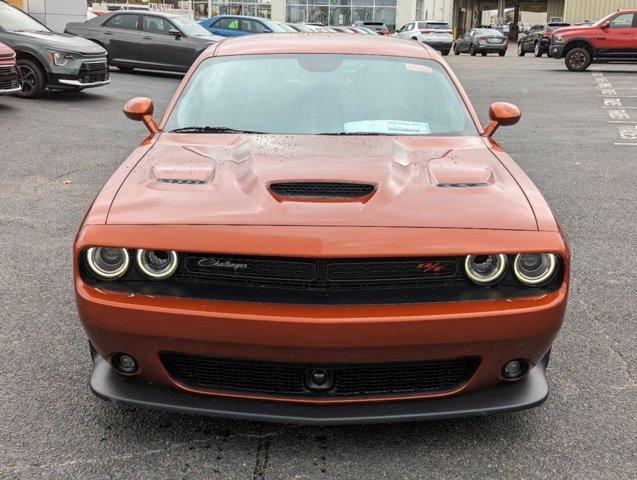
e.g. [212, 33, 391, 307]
[161, 353, 480, 397]
[269, 182, 375, 199]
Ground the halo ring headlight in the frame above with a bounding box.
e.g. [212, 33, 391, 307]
[136, 249, 179, 280]
[86, 247, 130, 280]
[513, 253, 557, 286]
[464, 254, 507, 285]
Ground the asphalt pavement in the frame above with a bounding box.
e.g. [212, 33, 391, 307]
[0, 51, 635, 479]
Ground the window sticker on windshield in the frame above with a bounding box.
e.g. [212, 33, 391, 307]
[405, 64, 433, 74]
[344, 120, 431, 135]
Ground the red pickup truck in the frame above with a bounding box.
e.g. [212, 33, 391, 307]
[550, 9, 637, 71]
[0, 41, 21, 95]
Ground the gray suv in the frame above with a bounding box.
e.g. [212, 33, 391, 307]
[65, 12, 222, 73]
[0, 1, 109, 98]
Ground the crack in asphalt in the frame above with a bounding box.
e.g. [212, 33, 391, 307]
[577, 298, 635, 384]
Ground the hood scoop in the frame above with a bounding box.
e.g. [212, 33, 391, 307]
[268, 182, 376, 202]
[150, 165, 215, 185]
[428, 160, 494, 188]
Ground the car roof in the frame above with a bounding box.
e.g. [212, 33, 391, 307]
[103, 10, 182, 19]
[209, 15, 271, 22]
[210, 33, 432, 59]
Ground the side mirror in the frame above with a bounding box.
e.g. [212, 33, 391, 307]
[124, 97, 159, 134]
[169, 28, 182, 37]
[601, 22, 611, 29]
[484, 102, 520, 138]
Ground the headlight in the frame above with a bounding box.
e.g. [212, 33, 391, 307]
[513, 253, 557, 286]
[85, 247, 130, 280]
[553, 36, 564, 43]
[48, 51, 75, 66]
[464, 254, 507, 285]
[136, 249, 179, 280]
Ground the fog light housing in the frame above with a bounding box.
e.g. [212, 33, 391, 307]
[112, 353, 138, 374]
[502, 359, 528, 380]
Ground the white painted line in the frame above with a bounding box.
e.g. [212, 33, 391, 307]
[607, 121, 637, 124]
[603, 106, 637, 109]
[598, 95, 637, 98]
[604, 98, 622, 106]
[614, 143, 637, 146]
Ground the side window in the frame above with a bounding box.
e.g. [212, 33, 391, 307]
[242, 20, 268, 33]
[104, 14, 139, 31]
[469, 30, 475, 37]
[609, 14, 634, 29]
[406, 23, 414, 31]
[214, 18, 239, 30]
[142, 16, 174, 34]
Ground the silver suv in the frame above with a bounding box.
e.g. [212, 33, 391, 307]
[393, 21, 453, 55]
[0, 1, 109, 98]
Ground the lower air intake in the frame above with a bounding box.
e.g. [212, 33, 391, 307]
[161, 353, 480, 397]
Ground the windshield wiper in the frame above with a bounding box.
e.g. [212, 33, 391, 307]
[170, 126, 265, 134]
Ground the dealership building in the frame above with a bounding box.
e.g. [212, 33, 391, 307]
[7, 0, 636, 34]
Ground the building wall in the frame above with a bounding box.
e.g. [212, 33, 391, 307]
[22, 0, 87, 32]
[564, 0, 637, 24]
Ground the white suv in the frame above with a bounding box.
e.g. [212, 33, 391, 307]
[393, 21, 453, 55]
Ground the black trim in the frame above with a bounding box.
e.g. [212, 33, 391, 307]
[90, 354, 549, 425]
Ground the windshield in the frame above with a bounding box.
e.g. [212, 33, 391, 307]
[171, 17, 211, 36]
[547, 23, 569, 31]
[422, 22, 451, 30]
[165, 54, 477, 136]
[0, 3, 49, 32]
[475, 28, 504, 36]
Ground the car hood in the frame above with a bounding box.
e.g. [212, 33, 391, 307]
[11, 30, 106, 54]
[107, 134, 537, 230]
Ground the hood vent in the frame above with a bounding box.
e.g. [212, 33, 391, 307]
[269, 182, 376, 201]
[155, 178, 207, 185]
[437, 182, 489, 188]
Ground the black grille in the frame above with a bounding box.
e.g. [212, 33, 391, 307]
[0, 64, 18, 91]
[78, 62, 109, 84]
[269, 182, 375, 199]
[83, 252, 564, 305]
[181, 254, 461, 289]
[0, 77, 19, 91]
[161, 353, 480, 397]
[0, 65, 17, 75]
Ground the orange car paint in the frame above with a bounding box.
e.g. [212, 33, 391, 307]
[74, 35, 570, 411]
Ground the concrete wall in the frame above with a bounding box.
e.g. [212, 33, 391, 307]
[24, 0, 87, 32]
[396, 0, 417, 30]
[564, 0, 637, 24]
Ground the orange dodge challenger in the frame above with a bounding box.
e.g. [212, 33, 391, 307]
[74, 34, 570, 424]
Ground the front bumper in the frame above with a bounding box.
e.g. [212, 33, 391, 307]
[92, 353, 549, 425]
[550, 45, 565, 58]
[48, 58, 110, 90]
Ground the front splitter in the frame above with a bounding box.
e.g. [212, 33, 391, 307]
[90, 355, 548, 425]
